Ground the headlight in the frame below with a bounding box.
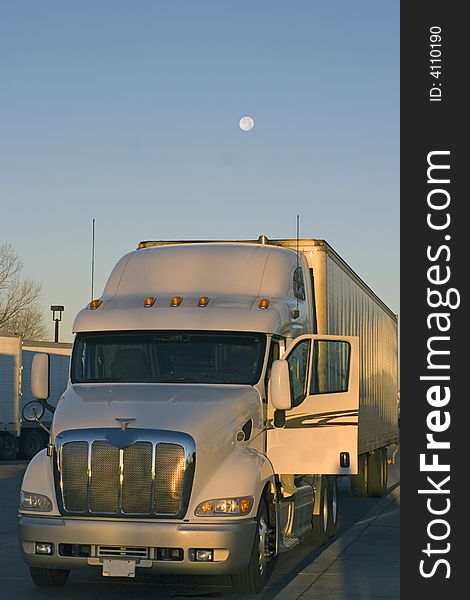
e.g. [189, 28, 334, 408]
[20, 490, 53, 512]
[195, 496, 254, 516]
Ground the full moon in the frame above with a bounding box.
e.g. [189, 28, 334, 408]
[239, 116, 255, 132]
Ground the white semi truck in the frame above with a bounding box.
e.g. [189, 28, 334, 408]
[18, 238, 398, 593]
[0, 334, 71, 460]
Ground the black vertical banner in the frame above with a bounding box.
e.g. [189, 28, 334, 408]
[401, 2, 465, 598]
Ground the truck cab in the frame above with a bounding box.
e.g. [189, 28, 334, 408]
[18, 240, 363, 593]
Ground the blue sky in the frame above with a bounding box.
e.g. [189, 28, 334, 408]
[1, 1, 399, 341]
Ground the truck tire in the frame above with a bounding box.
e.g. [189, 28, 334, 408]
[311, 480, 328, 546]
[351, 454, 368, 497]
[0, 432, 18, 460]
[367, 447, 388, 497]
[29, 567, 69, 587]
[231, 500, 272, 594]
[20, 429, 47, 460]
[327, 476, 338, 538]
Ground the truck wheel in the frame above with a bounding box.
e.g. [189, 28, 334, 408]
[368, 448, 388, 497]
[20, 429, 47, 460]
[231, 500, 272, 594]
[29, 567, 69, 587]
[311, 480, 328, 546]
[327, 476, 338, 538]
[351, 454, 368, 497]
[0, 432, 18, 460]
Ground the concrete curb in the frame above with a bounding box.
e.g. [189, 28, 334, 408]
[273, 483, 400, 600]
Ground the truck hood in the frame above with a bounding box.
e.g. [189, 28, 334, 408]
[52, 383, 262, 448]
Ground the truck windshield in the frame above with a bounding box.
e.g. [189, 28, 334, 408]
[71, 331, 266, 385]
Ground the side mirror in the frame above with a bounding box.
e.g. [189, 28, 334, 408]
[270, 360, 292, 410]
[22, 400, 45, 423]
[31, 353, 50, 400]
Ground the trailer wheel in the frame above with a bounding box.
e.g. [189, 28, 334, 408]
[231, 500, 272, 594]
[20, 429, 47, 460]
[311, 481, 328, 546]
[29, 567, 69, 587]
[351, 454, 368, 497]
[368, 448, 388, 497]
[0, 432, 18, 460]
[327, 476, 339, 537]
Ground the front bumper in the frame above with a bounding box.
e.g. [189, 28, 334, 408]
[18, 514, 257, 575]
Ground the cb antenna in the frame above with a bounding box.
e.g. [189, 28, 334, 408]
[91, 218, 95, 301]
[296, 214, 300, 311]
[296, 214, 300, 266]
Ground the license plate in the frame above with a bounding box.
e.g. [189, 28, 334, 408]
[102, 559, 136, 578]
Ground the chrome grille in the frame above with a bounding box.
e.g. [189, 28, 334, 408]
[62, 442, 88, 512]
[122, 441, 153, 514]
[56, 429, 195, 518]
[90, 441, 120, 513]
[155, 443, 185, 514]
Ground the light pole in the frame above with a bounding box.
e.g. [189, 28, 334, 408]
[50, 305, 64, 343]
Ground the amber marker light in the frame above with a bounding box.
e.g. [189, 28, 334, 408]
[259, 298, 270, 310]
[171, 296, 183, 307]
[198, 296, 210, 307]
[144, 296, 156, 307]
[89, 299, 102, 310]
[239, 497, 253, 515]
[197, 501, 214, 514]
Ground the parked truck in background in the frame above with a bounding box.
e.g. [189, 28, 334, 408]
[18, 237, 398, 593]
[0, 334, 71, 460]
[0, 334, 21, 459]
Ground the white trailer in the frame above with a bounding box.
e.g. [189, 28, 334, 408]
[0, 334, 71, 460]
[18, 237, 398, 593]
[271, 239, 398, 495]
[0, 333, 21, 459]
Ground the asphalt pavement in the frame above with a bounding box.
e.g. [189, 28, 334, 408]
[274, 484, 400, 600]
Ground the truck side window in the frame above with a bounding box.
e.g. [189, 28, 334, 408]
[286, 339, 309, 406]
[293, 267, 306, 300]
[310, 340, 350, 394]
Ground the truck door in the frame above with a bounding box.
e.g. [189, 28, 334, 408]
[267, 335, 359, 475]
